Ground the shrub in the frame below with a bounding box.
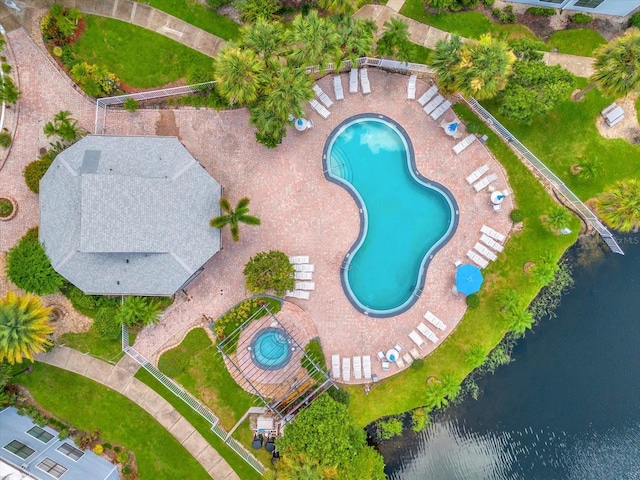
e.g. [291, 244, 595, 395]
[411, 408, 429, 432]
[116, 451, 129, 464]
[6, 227, 65, 294]
[327, 386, 350, 405]
[93, 307, 121, 340]
[376, 416, 403, 440]
[0, 132, 11, 148]
[0, 198, 13, 217]
[116, 296, 163, 327]
[52, 46, 63, 57]
[123, 98, 138, 113]
[102, 443, 112, 450]
[122, 466, 132, 475]
[411, 358, 424, 369]
[492, 5, 515, 23]
[510, 209, 524, 223]
[631, 11, 640, 28]
[466, 293, 480, 309]
[302, 338, 328, 379]
[543, 205, 572, 232]
[23, 157, 53, 193]
[571, 13, 592, 24]
[58, 428, 69, 440]
[243, 250, 294, 295]
[1, 63, 11, 73]
[481, 0, 494, 6]
[526, 6, 556, 15]
[93, 444, 104, 455]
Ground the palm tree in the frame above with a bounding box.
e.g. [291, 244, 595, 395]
[432, 34, 463, 92]
[595, 179, 640, 232]
[213, 47, 264, 106]
[544, 205, 572, 232]
[465, 344, 487, 369]
[43, 110, 84, 143]
[376, 18, 411, 62]
[319, 0, 358, 15]
[506, 306, 535, 336]
[117, 297, 162, 327]
[0, 292, 54, 364]
[288, 11, 342, 71]
[335, 15, 375, 65]
[238, 19, 286, 64]
[0, 76, 20, 104]
[591, 28, 640, 98]
[210, 197, 261, 242]
[261, 63, 314, 120]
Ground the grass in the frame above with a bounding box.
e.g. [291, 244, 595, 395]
[144, 0, 241, 40]
[14, 363, 211, 480]
[73, 15, 215, 88]
[545, 29, 607, 57]
[135, 368, 263, 480]
[59, 329, 136, 364]
[481, 78, 640, 201]
[408, 42, 434, 64]
[346, 103, 579, 427]
[400, 2, 535, 40]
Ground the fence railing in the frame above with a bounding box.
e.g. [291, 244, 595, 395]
[462, 97, 623, 255]
[121, 326, 265, 474]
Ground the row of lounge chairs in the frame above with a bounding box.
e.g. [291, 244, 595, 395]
[286, 257, 314, 299]
[332, 354, 372, 382]
[466, 225, 507, 268]
[453, 134, 477, 155]
[408, 311, 448, 349]
[377, 345, 419, 371]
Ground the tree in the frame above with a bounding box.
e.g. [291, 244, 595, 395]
[543, 205, 573, 232]
[319, 0, 358, 14]
[432, 34, 463, 92]
[505, 305, 535, 336]
[243, 250, 294, 295]
[335, 15, 375, 65]
[0, 292, 54, 364]
[213, 47, 264, 106]
[288, 11, 342, 71]
[117, 297, 162, 327]
[0, 76, 20, 104]
[595, 179, 640, 232]
[465, 344, 487, 369]
[376, 18, 411, 62]
[424, 380, 448, 409]
[239, 20, 286, 63]
[591, 28, 640, 98]
[43, 110, 85, 143]
[498, 288, 523, 313]
[237, 0, 281, 23]
[210, 197, 261, 241]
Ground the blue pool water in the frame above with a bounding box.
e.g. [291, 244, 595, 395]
[323, 115, 457, 317]
[250, 327, 292, 370]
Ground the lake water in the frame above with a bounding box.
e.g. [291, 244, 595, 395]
[380, 235, 640, 480]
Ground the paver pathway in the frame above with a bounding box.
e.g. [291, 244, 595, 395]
[35, 346, 240, 480]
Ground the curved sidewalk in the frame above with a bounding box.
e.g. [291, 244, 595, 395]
[35, 346, 240, 480]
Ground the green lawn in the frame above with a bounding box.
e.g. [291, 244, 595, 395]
[347, 104, 579, 426]
[400, 2, 535, 40]
[73, 15, 214, 88]
[545, 29, 607, 57]
[59, 329, 135, 364]
[14, 363, 211, 480]
[408, 42, 434, 64]
[144, 0, 241, 40]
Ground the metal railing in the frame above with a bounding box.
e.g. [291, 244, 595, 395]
[121, 325, 265, 474]
[462, 97, 623, 255]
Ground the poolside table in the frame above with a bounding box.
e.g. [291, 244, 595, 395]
[386, 349, 399, 362]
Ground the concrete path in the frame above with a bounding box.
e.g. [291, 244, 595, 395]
[35, 346, 240, 480]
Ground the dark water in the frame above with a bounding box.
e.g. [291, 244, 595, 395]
[381, 235, 640, 480]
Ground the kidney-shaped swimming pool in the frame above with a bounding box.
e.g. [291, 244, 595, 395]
[323, 114, 458, 317]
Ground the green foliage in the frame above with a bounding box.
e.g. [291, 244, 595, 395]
[43, 110, 85, 144]
[23, 157, 53, 193]
[571, 13, 592, 24]
[210, 197, 261, 242]
[631, 12, 640, 28]
[0, 75, 20, 104]
[319, 0, 358, 14]
[6, 228, 65, 295]
[377, 18, 412, 62]
[424, 379, 448, 409]
[376, 416, 403, 440]
[530, 252, 559, 287]
[93, 307, 121, 340]
[528, 262, 574, 321]
[123, 98, 138, 113]
[116, 296, 162, 327]
[465, 293, 480, 309]
[40, 5, 82, 45]
[0, 198, 12, 217]
[1, 63, 11, 74]
[525, 6, 556, 15]
[0, 132, 11, 148]
[492, 6, 516, 24]
[70, 61, 121, 97]
[505, 305, 535, 335]
[302, 338, 328, 380]
[510, 209, 524, 223]
[116, 451, 129, 463]
[591, 29, 640, 97]
[0, 362, 11, 391]
[411, 408, 429, 432]
[213, 297, 281, 349]
[596, 179, 640, 232]
[411, 358, 424, 369]
[575, 156, 602, 181]
[243, 250, 294, 295]
[464, 343, 487, 369]
[237, 0, 281, 22]
[327, 386, 350, 405]
[543, 205, 573, 232]
[509, 38, 545, 62]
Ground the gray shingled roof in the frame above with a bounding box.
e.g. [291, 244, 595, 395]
[39, 136, 221, 296]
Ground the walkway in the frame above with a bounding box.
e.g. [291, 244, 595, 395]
[35, 346, 240, 480]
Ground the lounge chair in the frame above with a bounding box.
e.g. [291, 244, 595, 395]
[480, 225, 506, 242]
[473, 173, 498, 192]
[294, 281, 315, 291]
[466, 250, 489, 269]
[453, 134, 477, 154]
[360, 68, 371, 94]
[288, 256, 310, 264]
[362, 355, 372, 379]
[424, 311, 446, 331]
[417, 322, 439, 343]
[430, 100, 452, 120]
[285, 290, 311, 299]
[407, 74, 417, 100]
[331, 354, 340, 379]
[410, 348, 420, 360]
[480, 233, 504, 252]
[403, 353, 413, 365]
[418, 86, 438, 106]
[381, 360, 390, 371]
[396, 356, 405, 369]
[408, 330, 425, 348]
[333, 75, 344, 101]
[474, 242, 497, 261]
[423, 94, 444, 115]
[312, 84, 334, 108]
[294, 271, 312, 280]
[376, 351, 385, 361]
[353, 356, 362, 380]
[466, 165, 489, 185]
[309, 99, 330, 119]
[395, 343, 403, 352]
[293, 264, 314, 272]
[342, 358, 350, 381]
[349, 68, 359, 93]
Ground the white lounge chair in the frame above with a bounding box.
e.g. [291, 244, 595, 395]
[353, 356, 362, 380]
[474, 242, 497, 261]
[473, 173, 498, 192]
[331, 354, 340, 379]
[423, 94, 444, 115]
[285, 290, 310, 299]
[418, 86, 438, 106]
[294, 271, 312, 280]
[480, 225, 506, 242]
[342, 358, 350, 382]
[424, 311, 446, 331]
[466, 165, 489, 185]
[312, 84, 334, 108]
[333, 75, 344, 101]
[453, 134, 477, 154]
[481, 233, 504, 252]
[417, 322, 439, 343]
[362, 355, 372, 379]
[410, 348, 420, 360]
[293, 264, 314, 272]
[381, 360, 390, 370]
[408, 330, 425, 348]
[402, 353, 413, 365]
[309, 99, 330, 119]
[376, 351, 385, 361]
[407, 74, 417, 100]
[430, 100, 452, 120]
[288, 256, 310, 264]
[396, 356, 405, 369]
[360, 68, 371, 94]
[467, 250, 489, 269]
[349, 68, 359, 93]
[294, 281, 315, 291]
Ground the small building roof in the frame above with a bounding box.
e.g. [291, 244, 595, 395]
[40, 136, 221, 296]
